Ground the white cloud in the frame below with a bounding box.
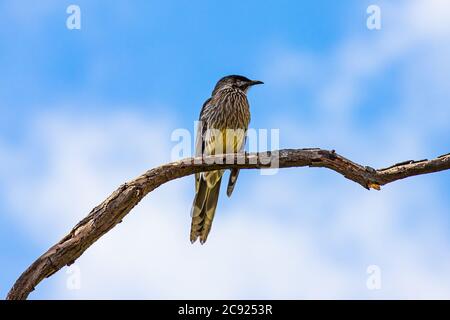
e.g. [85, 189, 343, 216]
[0, 111, 175, 241]
[263, 0, 450, 167]
[1, 108, 450, 299]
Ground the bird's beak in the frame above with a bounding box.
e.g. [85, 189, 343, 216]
[249, 80, 264, 86]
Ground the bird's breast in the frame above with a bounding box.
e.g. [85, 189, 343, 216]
[201, 89, 250, 154]
[205, 89, 250, 130]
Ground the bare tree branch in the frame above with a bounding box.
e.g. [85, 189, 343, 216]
[6, 148, 450, 300]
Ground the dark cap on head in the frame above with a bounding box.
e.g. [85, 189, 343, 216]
[212, 75, 263, 95]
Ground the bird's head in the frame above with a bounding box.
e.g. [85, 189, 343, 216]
[212, 75, 263, 95]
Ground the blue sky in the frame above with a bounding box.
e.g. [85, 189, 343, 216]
[0, 0, 450, 299]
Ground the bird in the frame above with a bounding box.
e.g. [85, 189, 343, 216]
[190, 75, 264, 244]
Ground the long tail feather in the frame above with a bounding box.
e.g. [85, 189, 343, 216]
[199, 179, 221, 244]
[190, 175, 222, 244]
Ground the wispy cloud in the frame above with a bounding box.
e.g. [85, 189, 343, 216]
[1, 107, 450, 299]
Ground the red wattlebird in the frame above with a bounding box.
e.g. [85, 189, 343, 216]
[190, 75, 263, 244]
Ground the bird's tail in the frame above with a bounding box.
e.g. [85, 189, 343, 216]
[190, 173, 222, 244]
[226, 168, 240, 197]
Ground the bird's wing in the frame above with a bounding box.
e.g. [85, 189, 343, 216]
[191, 97, 224, 244]
[194, 98, 210, 192]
